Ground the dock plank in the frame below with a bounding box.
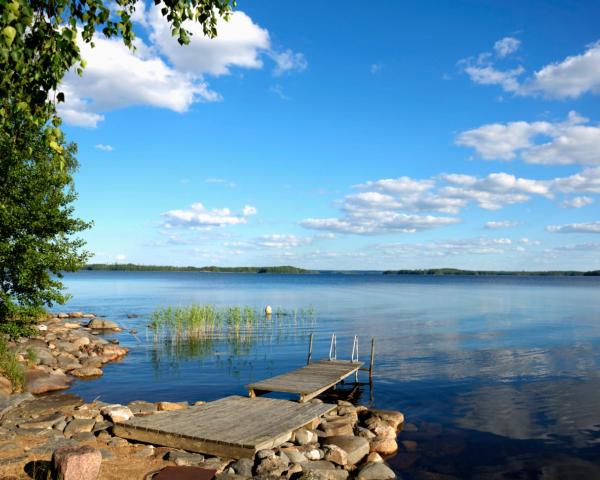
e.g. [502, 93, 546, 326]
[246, 359, 364, 402]
[112, 396, 335, 459]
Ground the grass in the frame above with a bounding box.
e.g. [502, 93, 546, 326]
[147, 304, 316, 362]
[0, 336, 25, 391]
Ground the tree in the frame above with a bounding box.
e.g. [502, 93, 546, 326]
[0, 0, 235, 334]
[0, 115, 90, 336]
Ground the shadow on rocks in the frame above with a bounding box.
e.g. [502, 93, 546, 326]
[24, 460, 53, 480]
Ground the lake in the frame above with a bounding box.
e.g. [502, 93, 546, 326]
[54, 271, 600, 479]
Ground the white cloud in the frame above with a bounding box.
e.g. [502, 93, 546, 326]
[115, 254, 127, 262]
[205, 178, 237, 188]
[547, 221, 600, 234]
[242, 205, 258, 216]
[457, 111, 600, 166]
[522, 41, 600, 98]
[59, 33, 219, 127]
[375, 237, 528, 257]
[552, 167, 600, 193]
[270, 49, 307, 76]
[269, 84, 291, 100]
[561, 196, 594, 208]
[59, 5, 306, 126]
[148, 8, 269, 76]
[162, 203, 254, 229]
[494, 37, 521, 58]
[255, 234, 312, 249]
[485, 220, 521, 229]
[461, 39, 600, 99]
[94, 143, 114, 152]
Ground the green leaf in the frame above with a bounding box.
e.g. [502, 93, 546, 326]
[1, 26, 17, 47]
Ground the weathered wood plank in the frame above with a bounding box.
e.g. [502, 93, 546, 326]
[113, 396, 335, 459]
[246, 359, 363, 401]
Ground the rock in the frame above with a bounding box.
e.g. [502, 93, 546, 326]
[57, 354, 82, 372]
[87, 318, 121, 331]
[126, 314, 140, 318]
[401, 440, 417, 452]
[72, 432, 96, 442]
[231, 457, 254, 477]
[324, 444, 348, 466]
[367, 410, 404, 430]
[0, 375, 12, 395]
[100, 404, 133, 423]
[68, 312, 84, 318]
[100, 449, 115, 460]
[366, 452, 383, 463]
[30, 346, 57, 367]
[165, 450, 205, 466]
[321, 436, 369, 466]
[58, 312, 69, 318]
[281, 447, 307, 464]
[305, 448, 322, 461]
[95, 431, 111, 442]
[368, 422, 396, 439]
[70, 367, 103, 378]
[300, 460, 349, 480]
[357, 427, 376, 440]
[24, 369, 71, 394]
[64, 322, 81, 329]
[107, 437, 128, 447]
[53, 445, 102, 480]
[357, 462, 396, 480]
[370, 436, 398, 455]
[134, 445, 155, 457]
[156, 401, 188, 411]
[18, 412, 65, 430]
[295, 428, 318, 445]
[73, 336, 91, 348]
[128, 400, 157, 415]
[319, 417, 355, 437]
[257, 449, 276, 460]
[200, 457, 233, 472]
[80, 357, 103, 369]
[55, 340, 80, 355]
[92, 420, 113, 432]
[0, 392, 33, 419]
[256, 453, 289, 477]
[64, 418, 96, 438]
[194, 400, 206, 406]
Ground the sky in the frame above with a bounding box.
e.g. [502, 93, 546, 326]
[62, 0, 600, 270]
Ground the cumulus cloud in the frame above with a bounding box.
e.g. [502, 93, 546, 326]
[59, 33, 219, 127]
[461, 38, 600, 99]
[59, 5, 306, 126]
[484, 220, 521, 229]
[375, 237, 531, 257]
[494, 37, 521, 58]
[94, 144, 114, 152]
[255, 234, 312, 249]
[162, 203, 256, 229]
[457, 111, 600, 166]
[561, 196, 594, 208]
[547, 221, 600, 233]
[270, 49, 308, 76]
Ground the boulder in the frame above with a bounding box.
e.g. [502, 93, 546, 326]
[70, 367, 103, 378]
[369, 436, 398, 455]
[366, 452, 383, 463]
[165, 450, 205, 466]
[128, 400, 157, 415]
[368, 422, 396, 439]
[295, 428, 318, 445]
[72, 336, 91, 348]
[367, 410, 404, 430]
[68, 312, 84, 318]
[319, 417, 355, 437]
[18, 412, 65, 430]
[0, 375, 12, 395]
[64, 322, 81, 329]
[255, 453, 289, 477]
[300, 461, 349, 480]
[52, 445, 102, 480]
[24, 369, 71, 394]
[324, 444, 348, 466]
[87, 319, 121, 331]
[100, 404, 133, 423]
[231, 457, 254, 477]
[357, 462, 396, 480]
[30, 347, 57, 367]
[156, 401, 188, 411]
[281, 447, 307, 464]
[64, 418, 96, 438]
[322, 435, 369, 466]
[57, 354, 82, 372]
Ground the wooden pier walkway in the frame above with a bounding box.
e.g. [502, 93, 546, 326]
[246, 359, 364, 402]
[113, 396, 335, 459]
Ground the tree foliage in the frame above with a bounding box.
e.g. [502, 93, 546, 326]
[0, 0, 235, 333]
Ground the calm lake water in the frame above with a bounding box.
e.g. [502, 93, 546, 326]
[55, 271, 600, 479]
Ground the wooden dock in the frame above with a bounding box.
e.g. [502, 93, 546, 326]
[112, 395, 335, 459]
[246, 359, 364, 402]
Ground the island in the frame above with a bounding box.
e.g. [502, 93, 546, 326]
[83, 264, 318, 274]
[382, 268, 600, 276]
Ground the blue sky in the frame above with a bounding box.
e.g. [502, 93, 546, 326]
[62, 0, 600, 269]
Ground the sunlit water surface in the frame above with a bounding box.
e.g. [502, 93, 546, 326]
[55, 271, 600, 479]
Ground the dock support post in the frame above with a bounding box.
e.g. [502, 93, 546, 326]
[307, 333, 313, 365]
[369, 338, 375, 380]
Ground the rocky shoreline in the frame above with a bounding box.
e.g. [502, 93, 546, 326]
[0, 315, 406, 480]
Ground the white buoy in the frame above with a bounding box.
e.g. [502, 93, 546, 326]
[265, 305, 272, 315]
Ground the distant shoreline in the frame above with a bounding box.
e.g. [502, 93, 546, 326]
[82, 264, 600, 276]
